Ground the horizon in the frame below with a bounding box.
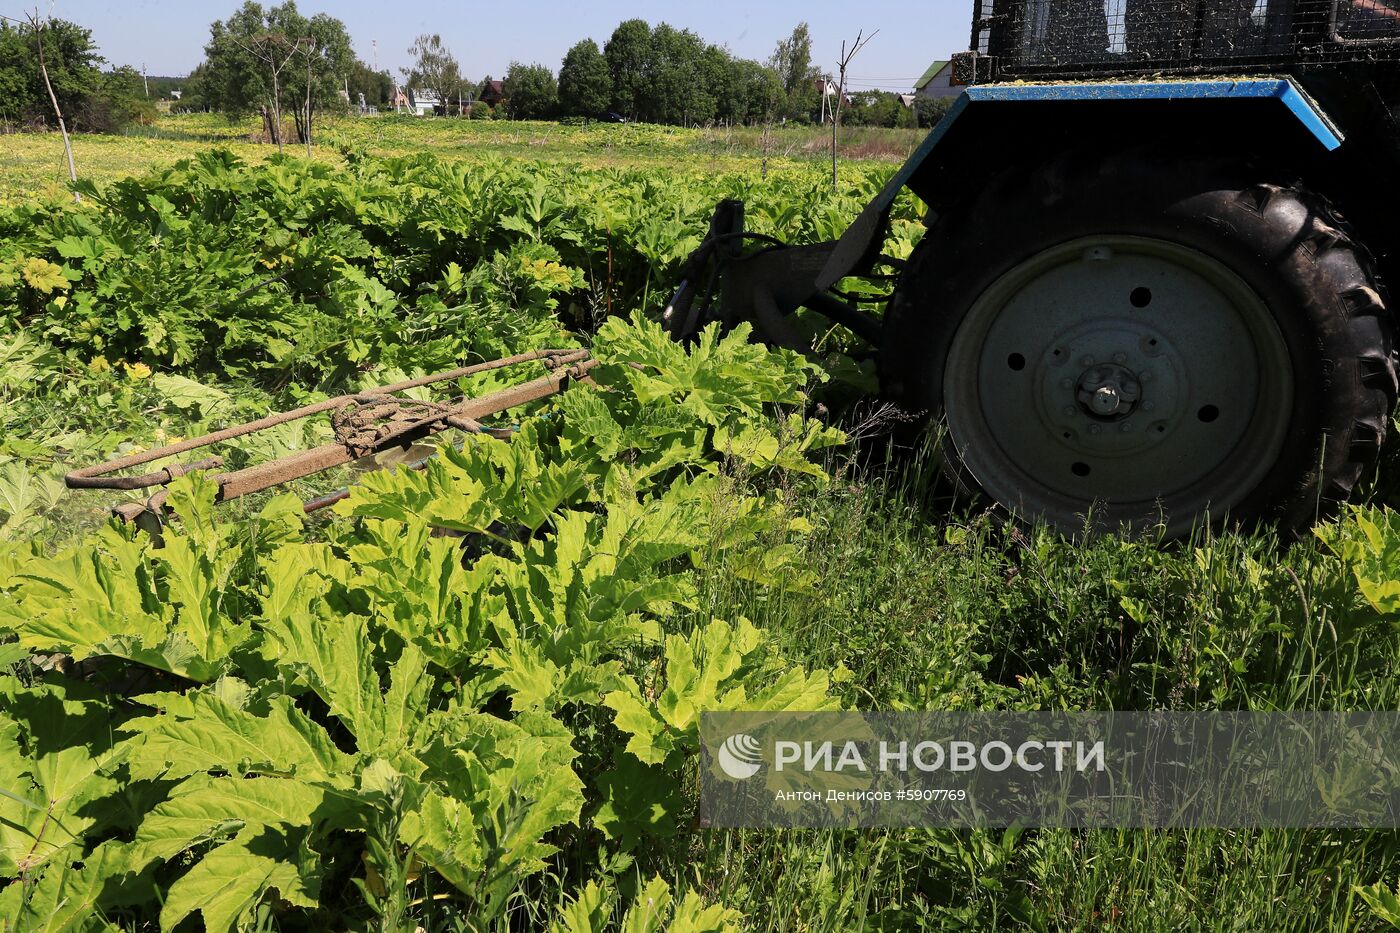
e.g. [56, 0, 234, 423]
[27, 0, 972, 93]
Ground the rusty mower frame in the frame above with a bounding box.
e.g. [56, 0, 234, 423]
[66, 349, 597, 527]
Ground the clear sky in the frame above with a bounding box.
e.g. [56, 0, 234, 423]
[28, 0, 972, 92]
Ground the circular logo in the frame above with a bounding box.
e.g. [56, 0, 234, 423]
[717, 733, 763, 780]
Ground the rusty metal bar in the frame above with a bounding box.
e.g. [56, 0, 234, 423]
[65, 456, 226, 490]
[66, 348, 589, 490]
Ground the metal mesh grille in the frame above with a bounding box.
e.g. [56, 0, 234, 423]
[977, 0, 1400, 76]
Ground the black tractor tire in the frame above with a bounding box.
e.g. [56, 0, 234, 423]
[880, 153, 1397, 537]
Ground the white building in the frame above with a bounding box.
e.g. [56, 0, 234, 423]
[915, 60, 960, 100]
[409, 88, 440, 116]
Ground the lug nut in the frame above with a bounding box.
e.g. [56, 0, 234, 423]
[1088, 424, 1102, 435]
[1113, 352, 1127, 364]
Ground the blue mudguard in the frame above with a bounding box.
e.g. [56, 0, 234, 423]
[816, 77, 1344, 291]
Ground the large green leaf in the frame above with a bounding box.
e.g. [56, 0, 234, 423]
[159, 832, 318, 933]
[123, 691, 353, 783]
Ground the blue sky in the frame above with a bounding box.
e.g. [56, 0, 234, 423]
[32, 0, 971, 91]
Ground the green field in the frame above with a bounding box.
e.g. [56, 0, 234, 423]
[4, 117, 1400, 931]
[0, 113, 924, 207]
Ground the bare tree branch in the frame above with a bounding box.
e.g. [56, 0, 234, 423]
[230, 31, 305, 152]
[832, 28, 878, 191]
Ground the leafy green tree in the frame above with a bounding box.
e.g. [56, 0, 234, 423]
[714, 57, 783, 125]
[402, 34, 463, 112]
[348, 60, 392, 110]
[81, 66, 158, 132]
[915, 95, 955, 128]
[558, 39, 610, 120]
[200, 3, 351, 148]
[769, 22, 820, 120]
[697, 44, 731, 124]
[604, 18, 652, 121]
[0, 17, 104, 129]
[501, 61, 557, 119]
[646, 25, 711, 125]
[173, 63, 211, 112]
[203, 3, 298, 146]
[292, 12, 354, 144]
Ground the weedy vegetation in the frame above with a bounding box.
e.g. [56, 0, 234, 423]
[4, 118, 1400, 931]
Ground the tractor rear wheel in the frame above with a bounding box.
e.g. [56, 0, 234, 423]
[880, 155, 1397, 537]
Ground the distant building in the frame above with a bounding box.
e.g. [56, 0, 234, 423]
[479, 80, 506, 107]
[170, 89, 183, 100]
[915, 60, 960, 99]
[813, 77, 850, 106]
[409, 88, 440, 116]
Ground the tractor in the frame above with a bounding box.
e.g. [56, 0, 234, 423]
[69, 0, 1400, 540]
[667, 0, 1400, 537]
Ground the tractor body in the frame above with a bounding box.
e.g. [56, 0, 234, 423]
[668, 0, 1400, 536]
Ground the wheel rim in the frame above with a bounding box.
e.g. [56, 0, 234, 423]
[943, 235, 1294, 535]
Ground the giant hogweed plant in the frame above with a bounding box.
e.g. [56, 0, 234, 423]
[0, 149, 910, 387]
[0, 317, 843, 931]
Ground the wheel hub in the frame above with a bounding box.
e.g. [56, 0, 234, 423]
[1076, 363, 1141, 419]
[942, 235, 1293, 534]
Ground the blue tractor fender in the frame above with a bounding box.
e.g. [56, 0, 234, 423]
[816, 77, 1346, 292]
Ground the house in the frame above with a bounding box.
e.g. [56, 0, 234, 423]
[479, 80, 506, 108]
[914, 60, 960, 100]
[812, 77, 851, 107]
[169, 89, 182, 101]
[409, 88, 440, 116]
[813, 77, 850, 107]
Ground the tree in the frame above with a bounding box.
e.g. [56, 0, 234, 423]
[402, 34, 463, 111]
[501, 62, 557, 119]
[174, 63, 211, 112]
[0, 17, 103, 129]
[348, 60, 393, 110]
[558, 39, 610, 120]
[720, 58, 783, 125]
[645, 25, 715, 126]
[604, 18, 652, 121]
[287, 11, 353, 149]
[203, 2, 306, 149]
[914, 95, 955, 128]
[82, 66, 159, 132]
[769, 22, 819, 120]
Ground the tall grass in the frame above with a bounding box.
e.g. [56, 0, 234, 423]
[621, 444, 1400, 931]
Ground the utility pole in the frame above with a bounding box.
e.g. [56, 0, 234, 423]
[142, 62, 149, 96]
[372, 38, 378, 71]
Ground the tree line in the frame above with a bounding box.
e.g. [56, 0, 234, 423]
[0, 18, 157, 132]
[402, 19, 931, 128]
[511, 19, 927, 127]
[5, 5, 939, 138]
